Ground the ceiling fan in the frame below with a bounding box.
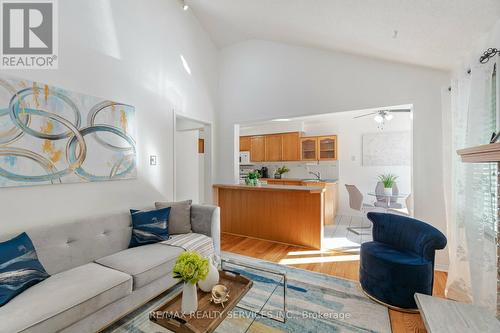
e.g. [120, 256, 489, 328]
[354, 109, 411, 128]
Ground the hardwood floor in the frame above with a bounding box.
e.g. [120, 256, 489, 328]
[221, 232, 447, 333]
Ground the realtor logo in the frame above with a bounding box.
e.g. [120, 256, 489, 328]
[1, 0, 58, 68]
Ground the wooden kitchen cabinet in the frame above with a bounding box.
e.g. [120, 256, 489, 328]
[301, 137, 318, 160]
[250, 136, 266, 162]
[265, 134, 283, 161]
[239, 136, 251, 152]
[282, 132, 300, 161]
[241, 132, 337, 162]
[318, 135, 337, 160]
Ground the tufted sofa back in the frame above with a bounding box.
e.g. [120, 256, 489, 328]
[22, 211, 133, 275]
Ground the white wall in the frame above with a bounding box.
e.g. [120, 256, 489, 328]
[217, 40, 450, 267]
[0, 0, 218, 234]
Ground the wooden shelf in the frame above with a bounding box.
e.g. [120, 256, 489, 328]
[457, 143, 500, 163]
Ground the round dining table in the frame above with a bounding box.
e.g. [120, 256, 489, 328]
[367, 192, 409, 207]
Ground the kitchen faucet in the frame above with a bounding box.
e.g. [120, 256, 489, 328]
[309, 171, 321, 180]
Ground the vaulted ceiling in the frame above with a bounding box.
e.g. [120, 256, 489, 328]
[189, 0, 500, 70]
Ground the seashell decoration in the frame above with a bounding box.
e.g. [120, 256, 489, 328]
[210, 284, 230, 308]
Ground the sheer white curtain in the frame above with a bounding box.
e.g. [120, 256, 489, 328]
[445, 58, 498, 313]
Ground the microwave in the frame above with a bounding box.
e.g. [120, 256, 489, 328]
[239, 151, 251, 164]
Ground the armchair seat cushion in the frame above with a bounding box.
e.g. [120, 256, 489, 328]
[360, 241, 433, 309]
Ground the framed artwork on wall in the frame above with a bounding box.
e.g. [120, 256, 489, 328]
[0, 75, 136, 188]
[362, 131, 411, 166]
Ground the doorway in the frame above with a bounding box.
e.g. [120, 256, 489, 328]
[174, 114, 212, 204]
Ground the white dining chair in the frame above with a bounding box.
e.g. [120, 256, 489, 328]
[345, 184, 377, 235]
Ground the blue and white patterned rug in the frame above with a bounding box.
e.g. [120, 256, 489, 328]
[104, 252, 390, 333]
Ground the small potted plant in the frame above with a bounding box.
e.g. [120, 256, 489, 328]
[245, 170, 261, 186]
[378, 174, 398, 196]
[274, 166, 290, 179]
[172, 251, 209, 314]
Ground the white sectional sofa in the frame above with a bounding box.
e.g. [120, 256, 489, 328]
[0, 204, 220, 333]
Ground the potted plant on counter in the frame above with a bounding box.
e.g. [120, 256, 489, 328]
[378, 174, 398, 196]
[274, 166, 290, 179]
[245, 170, 261, 186]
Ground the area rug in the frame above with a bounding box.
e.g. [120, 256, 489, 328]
[103, 252, 391, 333]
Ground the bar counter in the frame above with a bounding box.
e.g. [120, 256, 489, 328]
[213, 183, 326, 249]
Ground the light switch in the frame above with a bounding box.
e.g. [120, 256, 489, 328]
[150, 155, 157, 166]
[351, 155, 356, 161]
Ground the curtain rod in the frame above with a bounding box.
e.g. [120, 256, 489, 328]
[447, 48, 498, 92]
[479, 48, 499, 64]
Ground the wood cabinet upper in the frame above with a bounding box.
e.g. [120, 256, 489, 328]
[300, 137, 318, 160]
[282, 132, 300, 161]
[300, 136, 337, 161]
[265, 134, 283, 161]
[239, 136, 251, 152]
[240, 132, 336, 162]
[250, 136, 265, 162]
[318, 136, 337, 160]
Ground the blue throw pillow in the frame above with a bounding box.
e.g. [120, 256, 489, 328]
[129, 207, 171, 248]
[0, 232, 50, 307]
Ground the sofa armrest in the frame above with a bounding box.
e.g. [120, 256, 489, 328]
[190, 204, 220, 255]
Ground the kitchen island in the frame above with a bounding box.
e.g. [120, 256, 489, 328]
[213, 183, 331, 248]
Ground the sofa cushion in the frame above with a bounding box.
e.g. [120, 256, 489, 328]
[0, 263, 132, 333]
[160, 233, 215, 258]
[0, 232, 50, 307]
[129, 208, 171, 248]
[155, 200, 192, 234]
[95, 243, 184, 290]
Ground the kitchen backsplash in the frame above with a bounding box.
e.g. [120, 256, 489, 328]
[250, 161, 339, 180]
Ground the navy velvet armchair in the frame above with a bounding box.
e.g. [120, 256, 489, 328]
[360, 212, 447, 311]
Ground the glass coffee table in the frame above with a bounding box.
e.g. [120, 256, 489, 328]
[221, 256, 287, 323]
[102, 256, 288, 333]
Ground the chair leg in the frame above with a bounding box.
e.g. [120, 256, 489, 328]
[347, 214, 372, 235]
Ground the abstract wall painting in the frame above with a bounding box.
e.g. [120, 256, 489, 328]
[0, 75, 136, 188]
[362, 131, 411, 166]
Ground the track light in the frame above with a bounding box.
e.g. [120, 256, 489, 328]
[183, 4, 189, 10]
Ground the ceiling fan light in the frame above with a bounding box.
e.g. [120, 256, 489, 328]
[374, 114, 384, 123]
[385, 113, 394, 121]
